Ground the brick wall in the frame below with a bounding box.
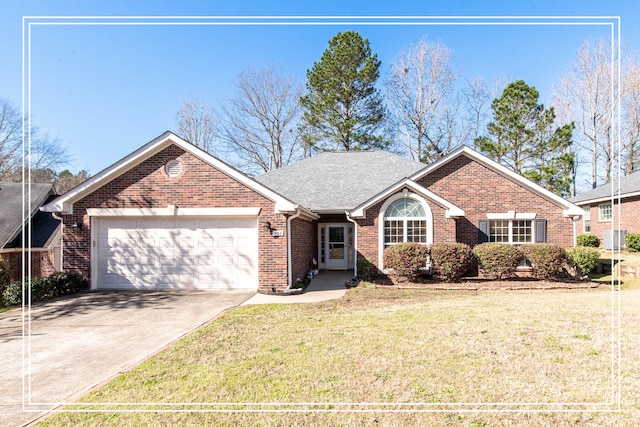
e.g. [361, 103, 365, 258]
[1, 250, 56, 282]
[290, 216, 317, 285]
[416, 155, 575, 248]
[62, 144, 289, 292]
[575, 195, 640, 243]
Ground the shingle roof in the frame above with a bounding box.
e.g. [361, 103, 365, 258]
[254, 151, 427, 211]
[0, 182, 57, 248]
[570, 170, 640, 204]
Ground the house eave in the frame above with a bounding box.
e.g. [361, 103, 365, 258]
[412, 146, 582, 216]
[40, 131, 299, 216]
[349, 178, 465, 219]
[572, 190, 640, 206]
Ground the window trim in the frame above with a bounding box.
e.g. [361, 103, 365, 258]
[479, 213, 545, 245]
[598, 203, 612, 221]
[583, 206, 591, 233]
[378, 192, 433, 270]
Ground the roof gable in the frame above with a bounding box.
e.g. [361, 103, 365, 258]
[411, 146, 583, 217]
[255, 151, 426, 212]
[0, 182, 54, 248]
[349, 178, 465, 219]
[41, 132, 300, 215]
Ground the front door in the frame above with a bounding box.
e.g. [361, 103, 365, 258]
[326, 224, 349, 270]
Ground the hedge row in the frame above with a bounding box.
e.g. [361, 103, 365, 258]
[1, 272, 87, 307]
[381, 242, 601, 282]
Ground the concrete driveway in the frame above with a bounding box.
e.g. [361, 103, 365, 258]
[0, 289, 254, 427]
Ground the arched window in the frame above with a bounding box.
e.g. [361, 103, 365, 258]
[383, 198, 428, 246]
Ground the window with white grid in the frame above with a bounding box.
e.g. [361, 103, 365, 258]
[384, 199, 428, 246]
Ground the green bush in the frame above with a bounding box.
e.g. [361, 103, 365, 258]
[576, 234, 600, 248]
[356, 257, 376, 281]
[29, 277, 52, 301]
[520, 244, 566, 279]
[0, 258, 10, 305]
[625, 233, 640, 252]
[473, 243, 522, 280]
[47, 272, 85, 295]
[2, 281, 23, 306]
[383, 242, 429, 279]
[0, 271, 86, 307]
[566, 246, 601, 279]
[430, 243, 476, 282]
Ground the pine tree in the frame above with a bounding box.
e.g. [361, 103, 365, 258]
[299, 31, 388, 152]
[475, 80, 575, 197]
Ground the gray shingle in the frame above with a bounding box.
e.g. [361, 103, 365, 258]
[0, 182, 55, 248]
[255, 152, 426, 211]
[570, 170, 640, 204]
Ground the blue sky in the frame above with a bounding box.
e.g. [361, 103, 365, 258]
[1, 1, 638, 176]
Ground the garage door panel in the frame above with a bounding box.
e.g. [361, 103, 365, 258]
[95, 217, 257, 290]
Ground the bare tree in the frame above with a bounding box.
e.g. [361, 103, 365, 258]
[218, 66, 305, 175]
[0, 97, 70, 182]
[385, 37, 458, 162]
[461, 77, 490, 148]
[622, 57, 640, 174]
[175, 96, 217, 153]
[0, 98, 23, 178]
[553, 38, 614, 189]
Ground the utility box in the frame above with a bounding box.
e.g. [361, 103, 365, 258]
[604, 229, 627, 250]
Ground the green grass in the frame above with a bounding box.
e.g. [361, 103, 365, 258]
[39, 285, 640, 426]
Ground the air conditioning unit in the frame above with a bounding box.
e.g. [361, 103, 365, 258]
[604, 229, 626, 250]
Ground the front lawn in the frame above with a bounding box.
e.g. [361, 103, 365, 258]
[40, 285, 639, 426]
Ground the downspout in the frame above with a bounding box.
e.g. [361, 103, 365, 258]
[286, 207, 302, 290]
[345, 212, 358, 278]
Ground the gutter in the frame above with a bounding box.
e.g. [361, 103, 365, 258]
[345, 212, 358, 277]
[286, 207, 303, 289]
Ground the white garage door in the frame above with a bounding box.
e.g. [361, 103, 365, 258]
[95, 217, 258, 290]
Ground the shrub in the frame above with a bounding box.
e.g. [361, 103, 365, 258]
[356, 257, 376, 281]
[577, 234, 600, 248]
[626, 233, 640, 252]
[47, 272, 85, 295]
[520, 244, 566, 279]
[430, 243, 476, 282]
[0, 272, 86, 307]
[0, 258, 10, 305]
[566, 246, 601, 279]
[2, 281, 23, 306]
[383, 242, 429, 279]
[473, 243, 522, 280]
[29, 277, 52, 301]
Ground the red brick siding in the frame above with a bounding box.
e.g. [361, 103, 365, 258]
[289, 216, 317, 285]
[62, 144, 289, 292]
[416, 155, 574, 248]
[575, 196, 640, 243]
[1, 250, 57, 282]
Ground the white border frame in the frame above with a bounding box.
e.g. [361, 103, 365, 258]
[21, 14, 622, 416]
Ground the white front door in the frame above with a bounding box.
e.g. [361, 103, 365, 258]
[323, 224, 351, 270]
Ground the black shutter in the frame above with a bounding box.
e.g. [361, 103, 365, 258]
[535, 219, 547, 243]
[478, 219, 490, 243]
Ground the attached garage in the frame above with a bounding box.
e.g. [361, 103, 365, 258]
[90, 209, 259, 290]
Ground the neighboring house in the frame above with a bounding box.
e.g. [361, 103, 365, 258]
[570, 171, 640, 245]
[0, 182, 62, 281]
[41, 131, 583, 293]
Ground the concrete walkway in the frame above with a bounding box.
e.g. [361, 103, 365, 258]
[243, 270, 352, 305]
